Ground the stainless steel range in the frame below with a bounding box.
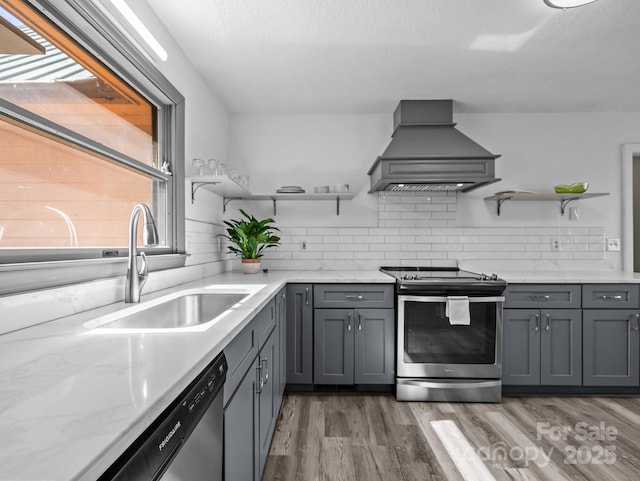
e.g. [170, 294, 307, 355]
[380, 266, 507, 403]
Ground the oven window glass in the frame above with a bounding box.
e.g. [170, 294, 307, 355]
[403, 300, 496, 364]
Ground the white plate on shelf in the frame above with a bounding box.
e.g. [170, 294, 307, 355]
[277, 188, 305, 193]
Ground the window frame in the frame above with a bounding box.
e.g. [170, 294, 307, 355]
[0, 0, 186, 294]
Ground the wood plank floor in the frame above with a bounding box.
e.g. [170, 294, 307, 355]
[262, 394, 640, 481]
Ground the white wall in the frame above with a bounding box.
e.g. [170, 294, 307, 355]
[228, 111, 640, 272]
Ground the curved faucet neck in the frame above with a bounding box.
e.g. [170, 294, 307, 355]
[125, 204, 157, 303]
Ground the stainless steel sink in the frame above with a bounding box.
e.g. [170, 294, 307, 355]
[87, 292, 249, 330]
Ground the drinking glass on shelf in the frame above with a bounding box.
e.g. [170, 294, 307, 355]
[238, 175, 249, 189]
[229, 168, 239, 181]
[215, 162, 227, 176]
[192, 158, 206, 176]
[207, 158, 218, 175]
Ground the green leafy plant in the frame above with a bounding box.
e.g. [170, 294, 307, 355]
[223, 209, 281, 259]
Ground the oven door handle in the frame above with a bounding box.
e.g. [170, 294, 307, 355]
[398, 295, 505, 303]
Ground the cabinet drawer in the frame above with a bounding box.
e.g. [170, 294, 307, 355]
[224, 320, 258, 406]
[254, 298, 276, 349]
[582, 284, 639, 309]
[313, 284, 394, 308]
[224, 298, 275, 405]
[504, 284, 581, 309]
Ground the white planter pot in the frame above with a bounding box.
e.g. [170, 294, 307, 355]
[241, 259, 261, 274]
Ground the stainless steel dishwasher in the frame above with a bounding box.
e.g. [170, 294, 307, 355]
[99, 353, 227, 481]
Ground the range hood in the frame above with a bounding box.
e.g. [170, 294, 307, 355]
[368, 100, 501, 193]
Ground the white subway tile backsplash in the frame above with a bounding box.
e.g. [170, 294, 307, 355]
[370, 243, 402, 252]
[338, 243, 366, 252]
[326, 252, 355, 260]
[307, 227, 338, 235]
[323, 235, 353, 244]
[338, 227, 369, 236]
[292, 252, 323, 260]
[267, 192, 606, 269]
[279, 227, 307, 236]
[368, 227, 401, 235]
[385, 252, 417, 260]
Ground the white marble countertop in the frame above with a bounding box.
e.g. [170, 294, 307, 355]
[0, 270, 393, 481]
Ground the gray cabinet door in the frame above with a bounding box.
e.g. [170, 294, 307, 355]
[258, 328, 278, 477]
[354, 308, 394, 384]
[502, 309, 541, 385]
[540, 309, 582, 385]
[314, 308, 355, 384]
[583, 310, 640, 386]
[224, 357, 259, 481]
[276, 286, 287, 405]
[286, 284, 313, 384]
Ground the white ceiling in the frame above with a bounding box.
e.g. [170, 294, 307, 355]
[148, 0, 640, 115]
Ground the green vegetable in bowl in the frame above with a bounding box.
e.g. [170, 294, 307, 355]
[554, 182, 588, 194]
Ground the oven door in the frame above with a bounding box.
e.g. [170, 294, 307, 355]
[397, 295, 504, 379]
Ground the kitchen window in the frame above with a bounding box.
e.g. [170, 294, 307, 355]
[0, 0, 185, 293]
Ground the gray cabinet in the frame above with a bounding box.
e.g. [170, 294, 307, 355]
[224, 298, 280, 481]
[257, 328, 278, 475]
[314, 308, 354, 384]
[314, 284, 394, 309]
[503, 304, 582, 386]
[286, 284, 313, 384]
[354, 308, 395, 384]
[582, 284, 639, 309]
[275, 286, 287, 407]
[582, 284, 640, 387]
[504, 282, 640, 390]
[313, 284, 395, 385]
[583, 309, 640, 386]
[504, 284, 582, 387]
[224, 359, 259, 481]
[504, 284, 581, 309]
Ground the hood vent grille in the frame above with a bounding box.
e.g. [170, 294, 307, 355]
[368, 100, 501, 193]
[389, 183, 472, 192]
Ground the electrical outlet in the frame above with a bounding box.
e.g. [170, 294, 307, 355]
[301, 241, 307, 250]
[607, 239, 621, 252]
[551, 238, 560, 251]
[569, 207, 580, 221]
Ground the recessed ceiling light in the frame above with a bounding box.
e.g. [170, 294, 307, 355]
[543, 0, 598, 9]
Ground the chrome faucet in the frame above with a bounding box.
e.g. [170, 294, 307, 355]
[125, 203, 159, 303]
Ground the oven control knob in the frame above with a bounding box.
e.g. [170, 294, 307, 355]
[490, 273, 499, 281]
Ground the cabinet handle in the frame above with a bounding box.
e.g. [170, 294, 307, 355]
[256, 364, 263, 394]
[531, 295, 550, 301]
[305, 288, 309, 305]
[544, 313, 550, 331]
[345, 295, 363, 301]
[358, 312, 362, 331]
[533, 313, 540, 332]
[262, 358, 269, 384]
[347, 312, 352, 331]
[631, 314, 640, 332]
[600, 295, 623, 300]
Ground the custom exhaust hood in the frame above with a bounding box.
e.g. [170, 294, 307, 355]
[368, 100, 501, 193]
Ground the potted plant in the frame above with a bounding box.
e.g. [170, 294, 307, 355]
[223, 209, 281, 274]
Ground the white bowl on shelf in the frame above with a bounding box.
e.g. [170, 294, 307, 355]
[332, 184, 349, 193]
